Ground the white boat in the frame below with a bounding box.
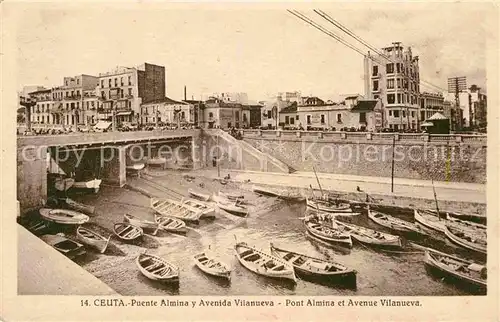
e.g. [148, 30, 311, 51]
[188, 188, 211, 201]
[444, 225, 487, 254]
[234, 241, 296, 283]
[445, 213, 487, 232]
[123, 214, 160, 235]
[334, 219, 402, 248]
[39, 208, 90, 225]
[76, 226, 111, 254]
[113, 223, 143, 241]
[154, 215, 187, 234]
[306, 197, 352, 213]
[304, 217, 353, 248]
[150, 197, 203, 222]
[368, 207, 428, 234]
[147, 157, 167, 166]
[424, 247, 486, 292]
[414, 209, 446, 232]
[214, 195, 249, 217]
[72, 178, 102, 193]
[136, 253, 179, 283]
[193, 250, 231, 280]
[219, 191, 244, 201]
[252, 185, 286, 198]
[54, 177, 75, 191]
[181, 198, 216, 218]
[126, 163, 145, 171]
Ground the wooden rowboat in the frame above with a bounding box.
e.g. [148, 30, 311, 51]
[214, 196, 249, 217]
[334, 219, 403, 248]
[414, 209, 446, 232]
[113, 223, 143, 241]
[136, 253, 179, 283]
[306, 197, 352, 213]
[219, 191, 244, 201]
[188, 189, 211, 201]
[444, 225, 487, 254]
[234, 241, 296, 283]
[368, 207, 427, 234]
[154, 215, 187, 234]
[304, 217, 353, 248]
[123, 214, 160, 235]
[181, 198, 216, 218]
[424, 248, 486, 293]
[150, 197, 203, 222]
[193, 250, 231, 280]
[446, 213, 487, 232]
[76, 226, 111, 254]
[39, 208, 90, 225]
[39, 234, 86, 259]
[270, 243, 356, 287]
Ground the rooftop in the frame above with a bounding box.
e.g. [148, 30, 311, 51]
[351, 100, 378, 112]
[142, 96, 189, 105]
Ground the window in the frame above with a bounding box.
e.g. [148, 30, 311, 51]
[387, 94, 395, 104]
[397, 79, 401, 89]
[121, 89, 124, 98]
[359, 112, 366, 123]
[235, 111, 239, 120]
[121, 77, 124, 86]
[77, 78, 80, 85]
[420, 111, 425, 120]
[86, 102, 89, 110]
[290, 117, 295, 125]
[76, 90, 80, 96]
[296, 115, 299, 120]
[320, 114, 325, 124]
[396, 63, 401, 73]
[209, 112, 214, 118]
[285, 116, 289, 124]
[387, 79, 395, 89]
[389, 110, 393, 117]
[114, 78, 118, 87]
[394, 110, 400, 118]
[374, 94, 379, 99]
[71, 90, 74, 97]
[108, 79, 112, 87]
[372, 65, 378, 76]
[101, 80, 104, 88]
[101, 91, 105, 99]
[267, 111, 272, 118]
[411, 111, 415, 117]
[397, 94, 401, 104]
[402, 110, 406, 118]
[71, 103, 75, 110]
[373, 80, 379, 91]
[76, 102, 79, 109]
[128, 88, 132, 96]
[336, 113, 342, 123]
[402, 95, 405, 104]
[386, 63, 394, 74]
[128, 76, 132, 85]
[307, 115, 311, 125]
[128, 101, 131, 108]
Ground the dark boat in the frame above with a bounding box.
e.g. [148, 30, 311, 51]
[368, 207, 427, 234]
[334, 219, 403, 249]
[270, 243, 356, 288]
[424, 248, 486, 294]
[39, 234, 86, 259]
[304, 217, 353, 248]
[444, 225, 487, 255]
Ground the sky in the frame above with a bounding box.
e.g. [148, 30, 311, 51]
[11, 2, 495, 102]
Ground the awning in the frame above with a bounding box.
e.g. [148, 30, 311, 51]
[116, 111, 132, 116]
[421, 122, 434, 127]
[94, 121, 112, 130]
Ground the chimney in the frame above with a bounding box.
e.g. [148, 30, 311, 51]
[184, 86, 187, 101]
[364, 52, 371, 99]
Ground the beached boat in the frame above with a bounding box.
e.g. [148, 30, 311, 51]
[123, 214, 160, 235]
[424, 248, 486, 292]
[219, 191, 244, 201]
[76, 226, 110, 254]
[444, 225, 487, 254]
[304, 218, 353, 248]
[188, 188, 211, 201]
[445, 213, 487, 231]
[306, 209, 362, 219]
[414, 209, 446, 232]
[150, 197, 203, 222]
[126, 163, 145, 171]
[39, 208, 90, 225]
[72, 178, 102, 193]
[54, 177, 75, 192]
[368, 207, 427, 234]
[136, 253, 179, 283]
[181, 198, 216, 218]
[214, 196, 249, 217]
[193, 250, 231, 280]
[234, 241, 296, 283]
[61, 197, 95, 215]
[39, 234, 86, 259]
[270, 243, 356, 287]
[334, 219, 403, 248]
[252, 185, 286, 198]
[306, 197, 352, 213]
[113, 223, 143, 241]
[154, 215, 187, 234]
[146, 157, 167, 166]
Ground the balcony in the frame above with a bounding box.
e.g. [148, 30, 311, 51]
[64, 95, 82, 100]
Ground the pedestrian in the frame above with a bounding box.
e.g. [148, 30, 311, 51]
[212, 156, 217, 167]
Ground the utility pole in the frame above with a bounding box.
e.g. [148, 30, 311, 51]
[391, 135, 396, 192]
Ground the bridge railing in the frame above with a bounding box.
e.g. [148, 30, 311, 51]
[240, 129, 487, 145]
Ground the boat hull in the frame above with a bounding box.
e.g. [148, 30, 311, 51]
[76, 227, 110, 254]
[305, 222, 353, 248]
[306, 198, 352, 213]
[154, 215, 188, 234]
[444, 226, 487, 254]
[188, 189, 211, 201]
[136, 254, 179, 283]
[151, 197, 203, 222]
[193, 253, 231, 280]
[113, 223, 143, 241]
[368, 208, 415, 233]
[414, 209, 446, 232]
[335, 220, 403, 249]
[39, 208, 90, 225]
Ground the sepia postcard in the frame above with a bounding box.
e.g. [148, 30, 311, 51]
[1, 1, 499, 321]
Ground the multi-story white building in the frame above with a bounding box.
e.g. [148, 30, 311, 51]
[141, 97, 194, 126]
[420, 92, 445, 122]
[370, 42, 420, 131]
[28, 88, 53, 125]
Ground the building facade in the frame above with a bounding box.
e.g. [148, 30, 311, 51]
[28, 89, 53, 125]
[140, 97, 194, 126]
[370, 42, 420, 131]
[420, 92, 445, 123]
[203, 97, 243, 129]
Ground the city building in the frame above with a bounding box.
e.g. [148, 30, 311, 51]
[140, 97, 194, 126]
[277, 91, 302, 103]
[28, 88, 53, 125]
[419, 92, 445, 125]
[445, 84, 486, 130]
[203, 97, 243, 129]
[370, 42, 420, 131]
[97, 63, 166, 126]
[212, 92, 249, 105]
